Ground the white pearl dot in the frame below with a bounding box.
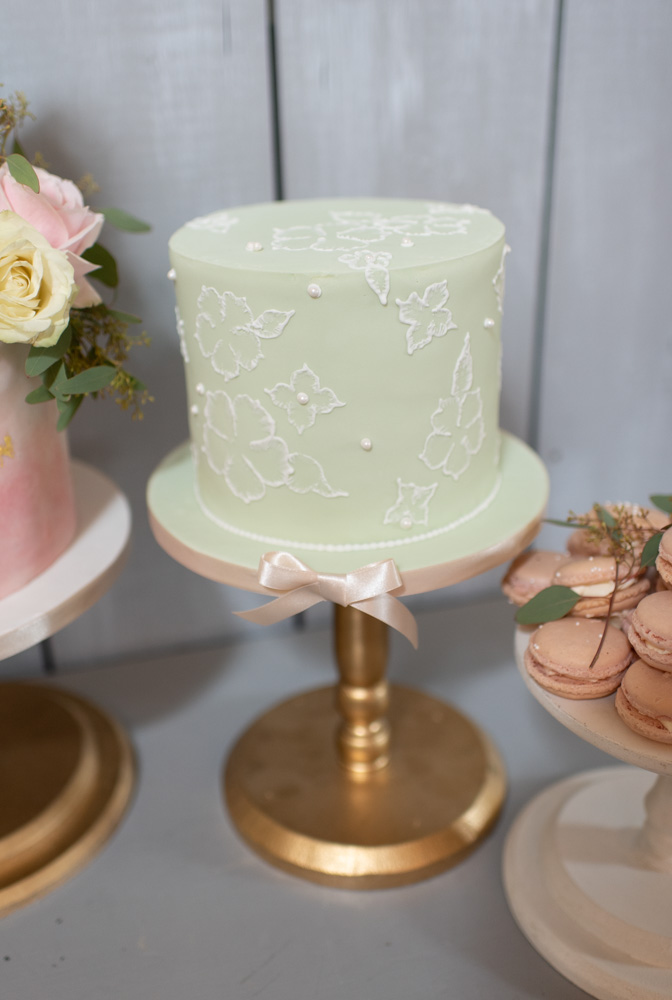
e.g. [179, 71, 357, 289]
[195, 383, 205, 396]
[296, 392, 310, 405]
[400, 516, 413, 530]
[401, 237, 414, 247]
[167, 268, 177, 281]
[484, 317, 495, 328]
[307, 283, 322, 298]
[245, 241, 263, 252]
[360, 438, 372, 451]
[190, 404, 199, 416]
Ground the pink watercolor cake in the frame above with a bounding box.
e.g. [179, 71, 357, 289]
[0, 346, 76, 600]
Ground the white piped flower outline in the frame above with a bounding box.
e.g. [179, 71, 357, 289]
[384, 479, 438, 529]
[265, 364, 345, 434]
[194, 286, 294, 382]
[493, 244, 510, 313]
[338, 248, 392, 305]
[175, 305, 189, 363]
[202, 390, 348, 503]
[186, 211, 239, 234]
[203, 391, 292, 503]
[419, 333, 485, 480]
[396, 279, 458, 355]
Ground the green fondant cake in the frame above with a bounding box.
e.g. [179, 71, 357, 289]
[168, 198, 508, 553]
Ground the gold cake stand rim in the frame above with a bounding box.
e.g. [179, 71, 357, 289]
[0, 682, 135, 918]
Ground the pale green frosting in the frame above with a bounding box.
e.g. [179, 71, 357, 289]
[169, 197, 508, 551]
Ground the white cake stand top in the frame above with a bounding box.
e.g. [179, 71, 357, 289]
[0, 461, 131, 661]
[514, 626, 672, 776]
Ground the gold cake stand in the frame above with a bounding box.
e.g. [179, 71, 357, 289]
[0, 462, 135, 916]
[148, 432, 547, 888]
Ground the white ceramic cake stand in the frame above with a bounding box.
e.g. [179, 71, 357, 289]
[503, 627, 672, 999]
[149, 432, 549, 888]
[0, 461, 135, 917]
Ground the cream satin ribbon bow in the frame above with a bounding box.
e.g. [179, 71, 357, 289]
[235, 551, 418, 648]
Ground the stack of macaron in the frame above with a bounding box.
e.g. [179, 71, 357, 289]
[614, 591, 672, 744]
[503, 503, 672, 741]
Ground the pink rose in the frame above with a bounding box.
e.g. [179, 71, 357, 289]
[0, 163, 104, 308]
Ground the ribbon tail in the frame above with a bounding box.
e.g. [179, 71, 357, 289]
[234, 585, 324, 627]
[351, 595, 418, 649]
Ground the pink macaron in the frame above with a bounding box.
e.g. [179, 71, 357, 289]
[615, 658, 672, 744]
[655, 527, 672, 588]
[501, 549, 571, 606]
[626, 591, 672, 672]
[567, 504, 669, 558]
[524, 617, 634, 699]
[553, 555, 650, 618]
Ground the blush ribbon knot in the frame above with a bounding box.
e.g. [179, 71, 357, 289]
[235, 551, 418, 648]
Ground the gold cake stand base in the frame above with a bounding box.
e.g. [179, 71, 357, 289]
[225, 681, 505, 890]
[0, 683, 135, 917]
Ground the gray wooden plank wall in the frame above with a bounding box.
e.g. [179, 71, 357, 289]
[1, 0, 670, 676]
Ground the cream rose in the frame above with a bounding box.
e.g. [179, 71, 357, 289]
[0, 163, 104, 307]
[0, 210, 76, 347]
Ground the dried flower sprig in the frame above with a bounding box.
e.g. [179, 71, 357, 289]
[515, 497, 672, 628]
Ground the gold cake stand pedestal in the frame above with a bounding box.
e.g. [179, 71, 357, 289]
[0, 462, 135, 916]
[148, 432, 547, 888]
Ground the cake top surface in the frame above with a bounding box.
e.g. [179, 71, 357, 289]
[169, 197, 505, 274]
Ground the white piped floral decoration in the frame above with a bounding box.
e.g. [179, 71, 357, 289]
[195, 286, 294, 381]
[203, 391, 292, 503]
[493, 244, 510, 313]
[266, 364, 345, 434]
[287, 453, 348, 498]
[186, 211, 239, 234]
[396, 279, 458, 355]
[419, 333, 485, 480]
[384, 479, 438, 529]
[202, 390, 348, 503]
[338, 248, 392, 305]
[175, 305, 189, 364]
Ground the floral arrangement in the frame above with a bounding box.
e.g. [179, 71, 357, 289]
[0, 88, 150, 428]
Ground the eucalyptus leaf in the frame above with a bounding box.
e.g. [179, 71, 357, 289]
[596, 505, 616, 528]
[56, 395, 83, 431]
[25, 326, 73, 376]
[545, 518, 580, 528]
[45, 361, 70, 400]
[101, 207, 151, 233]
[641, 532, 664, 568]
[515, 586, 581, 626]
[81, 243, 118, 287]
[61, 365, 116, 395]
[24, 384, 55, 404]
[650, 494, 672, 515]
[107, 308, 142, 324]
[6, 153, 39, 192]
[12, 136, 26, 158]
